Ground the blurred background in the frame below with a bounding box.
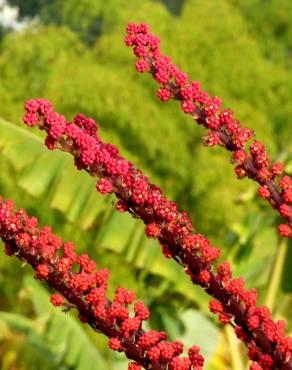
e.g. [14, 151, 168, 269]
[0, 0, 291, 369]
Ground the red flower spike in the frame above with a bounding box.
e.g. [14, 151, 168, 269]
[22, 92, 292, 369]
[0, 197, 204, 370]
[125, 22, 292, 237]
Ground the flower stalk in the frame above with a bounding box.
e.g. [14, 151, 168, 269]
[0, 196, 204, 370]
[22, 98, 292, 370]
[125, 22, 292, 239]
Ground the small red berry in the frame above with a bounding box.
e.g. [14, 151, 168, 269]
[181, 100, 196, 114]
[278, 224, 292, 237]
[283, 188, 292, 203]
[135, 59, 149, 73]
[157, 87, 171, 101]
[145, 223, 161, 238]
[51, 294, 65, 307]
[108, 337, 122, 351]
[96, 178, 113, 194]
[258, 186, 270, 199]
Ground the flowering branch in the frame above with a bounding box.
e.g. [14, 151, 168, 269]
[125, 22, 292, 239]
[23, 99, 292, 370]
[0, 197, 204, 370]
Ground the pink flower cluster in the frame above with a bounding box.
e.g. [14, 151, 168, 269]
[125, 22, 292, 238]
[23, 99, 292, 370]
[0, 196, 204, 370]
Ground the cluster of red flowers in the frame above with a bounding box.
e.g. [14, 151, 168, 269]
[125, 22, 292, 239]
[22, 98, 292, 369]
[0, 196, 204, 370]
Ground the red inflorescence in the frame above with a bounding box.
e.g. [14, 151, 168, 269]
[22, 98, 292, 370]
[125, 22, 292, 238]
[0, 196, 204, 370]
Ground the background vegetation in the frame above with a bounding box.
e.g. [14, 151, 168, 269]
[0, 1, 291, 369]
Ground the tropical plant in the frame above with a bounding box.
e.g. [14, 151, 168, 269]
[1, 2, 292, 370]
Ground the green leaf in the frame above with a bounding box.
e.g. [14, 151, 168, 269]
[0, 311, 35, 333]
[0, 118, 104, 228]
[180, 309, 220, 362]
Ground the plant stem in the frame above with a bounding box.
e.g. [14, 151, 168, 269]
[264, 237, 288, 311]
[225, 325, 244, 370]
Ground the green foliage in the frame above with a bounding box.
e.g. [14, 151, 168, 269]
[233, 0, 292, 63]
[0, 275, 106, 370]
[8, 0, 47, 17]
[39, 0, 103, 44]
[0, 25, 84, 124]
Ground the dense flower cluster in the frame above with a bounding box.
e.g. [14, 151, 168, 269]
[0, 196, 204, 370]
[23, 99, 292, 369]
[125, 22, 292, 239]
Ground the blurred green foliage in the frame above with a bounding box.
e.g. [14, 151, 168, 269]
[0, 1, 291, 369]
